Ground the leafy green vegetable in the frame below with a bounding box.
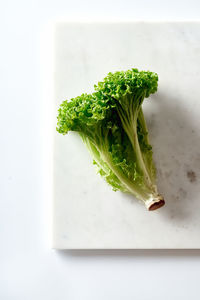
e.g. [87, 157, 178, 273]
[57, 68, 164, 210]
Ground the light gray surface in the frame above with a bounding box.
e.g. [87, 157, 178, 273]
[53, 22, 200, 249]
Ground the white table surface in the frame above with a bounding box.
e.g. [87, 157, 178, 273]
[53, 22, 200, 249]
[1, 0, 200, 299]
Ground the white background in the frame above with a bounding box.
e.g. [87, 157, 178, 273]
[1, 0, 200, 299]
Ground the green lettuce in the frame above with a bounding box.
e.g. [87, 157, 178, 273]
[57, 69, 164, 210]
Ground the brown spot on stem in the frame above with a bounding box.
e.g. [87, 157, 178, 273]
[148, 199, 165, 211]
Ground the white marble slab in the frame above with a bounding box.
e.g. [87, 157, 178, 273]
[53, 22, 200, 249]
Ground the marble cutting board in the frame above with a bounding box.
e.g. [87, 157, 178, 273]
[53, 22, 200, 249]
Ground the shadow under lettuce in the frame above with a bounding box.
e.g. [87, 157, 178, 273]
[143, 91, 200, 221]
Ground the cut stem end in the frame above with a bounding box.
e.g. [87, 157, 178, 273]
[145, 196, 165, 211]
